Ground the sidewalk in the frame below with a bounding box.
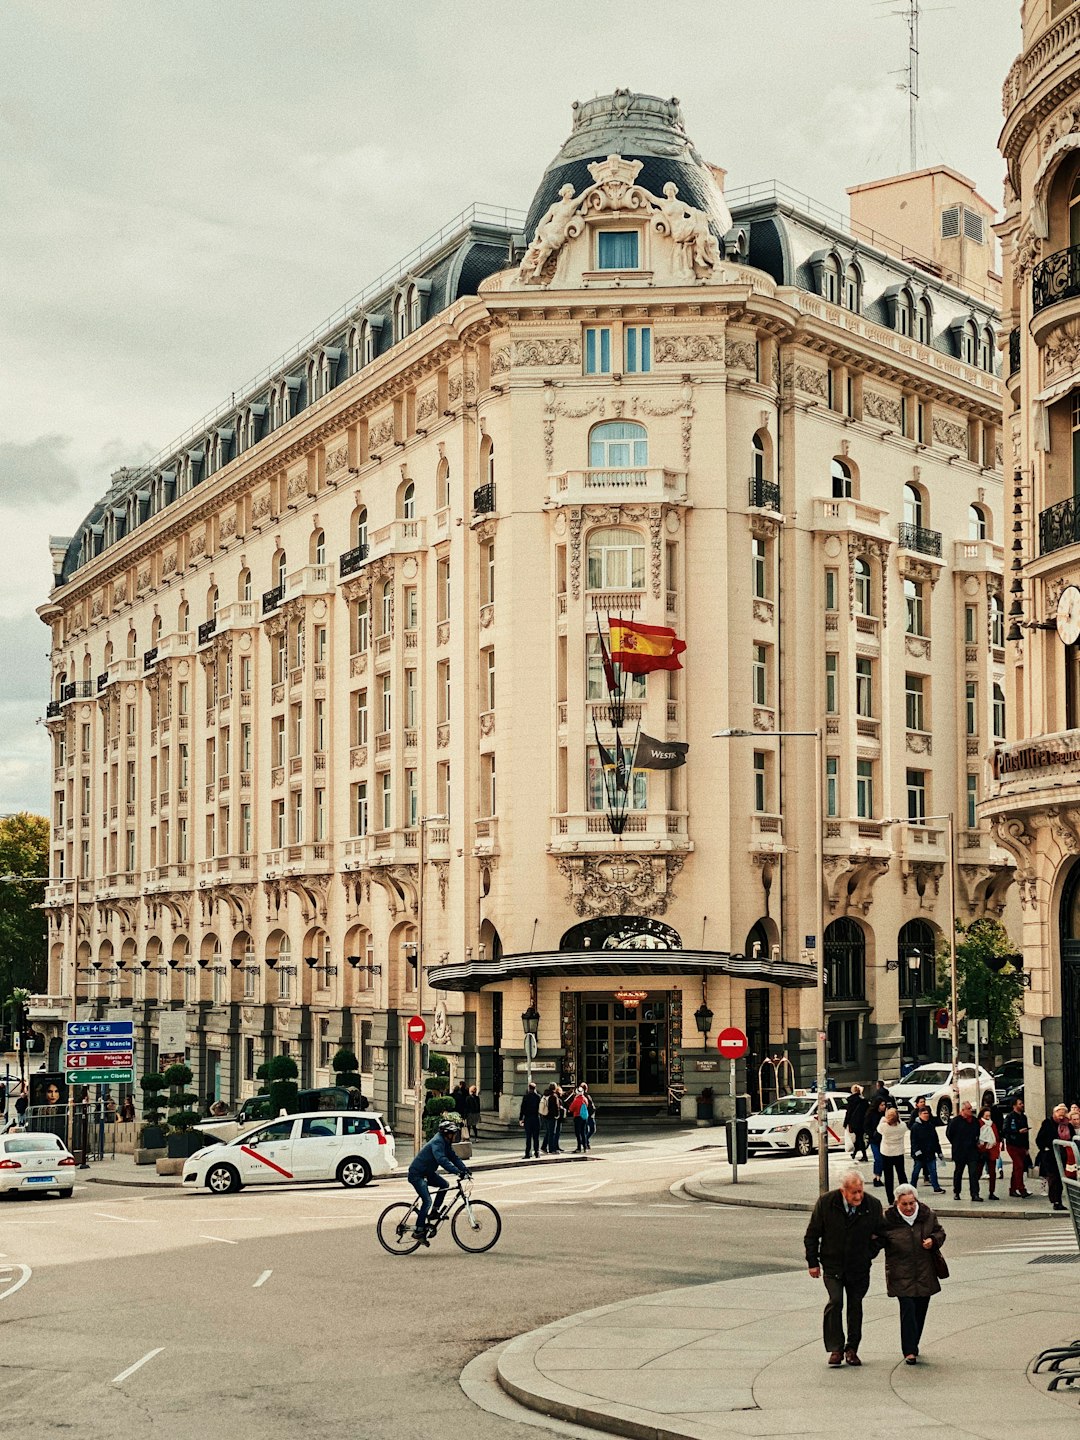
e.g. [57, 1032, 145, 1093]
[677, 1159, 1074, 1222]
[493, 1249, 1080, 1440]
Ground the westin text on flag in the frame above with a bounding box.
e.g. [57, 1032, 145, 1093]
[608, 618, 687, 673]
[632, 732, 690, 770]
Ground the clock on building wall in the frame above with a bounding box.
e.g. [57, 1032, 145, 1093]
[1056, 585, 1080, 647]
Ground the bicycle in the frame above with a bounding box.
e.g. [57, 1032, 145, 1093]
[376, 1177, 502, 1255]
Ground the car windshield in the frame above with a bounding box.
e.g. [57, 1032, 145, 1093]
[758, 1097, 813, 1116]
[3, 1135, 65, 1153]
[900, 1067, 952, 1087]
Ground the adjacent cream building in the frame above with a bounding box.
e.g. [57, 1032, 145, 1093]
[39, 93, 1012, 1129]
[987, 0, 1080, 1112]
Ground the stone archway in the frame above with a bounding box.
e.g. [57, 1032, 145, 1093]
[1059, 860, 1080, 1105]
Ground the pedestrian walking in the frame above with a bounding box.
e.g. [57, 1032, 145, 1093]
[909, 1105, 945, 1194]
[519, 1082, 542, 1158]
[1002, 1095, 1031, 1197]
[552, 1083, 566, 1152]
[876, 1183, 947, 1365]
[465, 1084, 482, 1140]
[878, 1107, 909, 1203]
[946, 1101, 982, 1201]
[803, 1167, 884, 1367]
[581, 1081, 597, 1144]
[868, 1078, 893, 1112]
[976, 1105, 1002, 1200]
[540, 1083, 563, 1154]
[451, 1080, 470, 1125]
[1035, 1104, 1075, 1212]
[567, 1087, 591, 1151]
[845, 1085, 869, 1160]
[866, 1097, 887, 1187]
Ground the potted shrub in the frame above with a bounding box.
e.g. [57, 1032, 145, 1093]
[423, 1095, 460, 1141]
[139, 1071, 168, 1149]
[331, 1047, 367, 1108]
[696, 1087, 716, 1126]
[267, 1053, 300, 1117]
[163, 1063, 204, 1158]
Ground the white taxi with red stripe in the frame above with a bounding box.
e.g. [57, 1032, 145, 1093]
[182, 1110, 395, 1194]
[746, 1092, 849, 1157]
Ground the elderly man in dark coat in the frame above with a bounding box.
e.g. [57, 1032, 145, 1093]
[876, 1183, 947, 1363]
[804, 1168, 885, 1367]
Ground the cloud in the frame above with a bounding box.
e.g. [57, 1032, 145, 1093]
[0, 434, 79, 507]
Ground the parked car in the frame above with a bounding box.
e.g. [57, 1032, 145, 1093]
[993, 1060, 1025, 1105]
[182, 1110, 395, 1194]
[0, 1132, 78, 1197]
[746, 1092, 849, 1156]
[192, 1085, 367, 1145]
[890, 1062, 995, 1123]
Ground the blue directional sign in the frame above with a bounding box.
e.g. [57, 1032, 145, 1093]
[64, 1021, 135, 1083]
[67, 1022, 134, 1037]
[68, 1037, 133, 1052]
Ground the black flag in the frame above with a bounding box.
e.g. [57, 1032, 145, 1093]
[632, 732, 689, 770]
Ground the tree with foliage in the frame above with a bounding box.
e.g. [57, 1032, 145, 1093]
[162, 1062, 200, 1132]
[933, 917, 1026, 1056]
[267, 1053, 299, 1116]
[331, 1047, 362, 1094]
[0, 813, 49, 999]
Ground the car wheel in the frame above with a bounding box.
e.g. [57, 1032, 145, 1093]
[795, 1129, 814, 1157]
[57, 1187, 74, 1199]
[206, 1163, 240, 1195]
[337, 1156, 372, 1188]
[936, 1099, 952, 1125]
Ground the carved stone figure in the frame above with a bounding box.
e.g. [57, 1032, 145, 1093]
[519, 184, 581, 282]
[653, 182, 723, 277]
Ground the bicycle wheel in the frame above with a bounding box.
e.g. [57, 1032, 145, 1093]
[376, 1202, 424, 1256]
[451, 1198, 502, 1253]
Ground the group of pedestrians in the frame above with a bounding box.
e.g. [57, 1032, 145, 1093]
[449, 1081, 483, 1139]
[518, 1081, 596, 1158]
[844, 1081, 1077, 1212]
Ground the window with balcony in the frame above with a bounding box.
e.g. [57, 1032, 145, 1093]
[968, 504, 987, 540]
[905, 673, 925, 731]
[586, 746, 645, 811]
[904, 578, 925, 636]
[588, 421, 648, 469]
[482, 752, 496, 816]
[832, 458, 853, 499]
[401, 482, 415, 521]
[752, 644, 769, 706]
[380, 674, 391, 734]
[753, 751, 767, 813]
[906, 768, 927, 823]
[380, 772, 392, 830]
[825, 653, 838, 714]
[584, 326, 612, 376]
[966, 773, 978, 830]
[586, 635, 644, 700]
[993, 682, 1006, 740]
[405, 669, 418, 728]
[405, 768, 418, 828]
[855, 656, 874, 717]
[240, 802, 251, 853]
[586, 527, 646, 590]
[826, 755, 839, 818]
[856, 759, 874, 819]
[904, 483, 924, 531]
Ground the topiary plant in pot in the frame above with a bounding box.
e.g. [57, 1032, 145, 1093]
[331, 1047, 366, 1107]
[139, 1071, 168, 1149]
[267, 1053, 300, 1117]
[163, 1063, 204, 1157]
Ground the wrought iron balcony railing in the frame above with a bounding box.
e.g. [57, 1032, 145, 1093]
[338, 543, 369, 579]
[197, 618, 217, 645]
[1008, 326, 1021, 376]
[1040, 494, 1080, 556]
[46, 700, 62, 718]
[748, 476, 781, 511]
[261, 585, 284, 615]
[898, 522, 942, 558]
[1033, 244, 1080, 315]
[473, 481, 496, 514]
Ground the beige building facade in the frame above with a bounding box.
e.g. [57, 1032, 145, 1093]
[39, 94, 1011, 1128]
[988, 0, 1080, 1114]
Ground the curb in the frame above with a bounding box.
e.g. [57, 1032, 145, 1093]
[674, 1172, 1075, 1221]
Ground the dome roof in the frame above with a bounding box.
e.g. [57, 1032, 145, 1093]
[525, 91, 730, 241]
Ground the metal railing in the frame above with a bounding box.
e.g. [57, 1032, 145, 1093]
[473, 481, 496, 514]
[748, 476, 781, 511]
[1008, 326, 1021, 376]
[1040, 494, 1080, 556]
[338, 543, 369, 578]
[898, 523, 942, 558]
[1033, 244, 1080, 315]
[46, 700, 62, 718]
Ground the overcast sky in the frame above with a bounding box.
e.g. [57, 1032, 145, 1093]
[0, 0, 1019, 814]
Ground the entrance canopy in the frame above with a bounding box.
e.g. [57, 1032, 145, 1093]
[429, 948, 817, 994]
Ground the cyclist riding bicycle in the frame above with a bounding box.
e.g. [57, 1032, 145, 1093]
[407, 1116, 471, 1240]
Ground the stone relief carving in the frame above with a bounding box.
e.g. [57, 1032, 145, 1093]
[727, 339, 757, 372]
[479, 711, 495, 737]
[514, 337, 581, 367]
[556, 853, 685, 917]
[864, 390, 901, 426]
[325, 445, 348, 476]
[906, 731, 932, 754]
[189, 529, 206, 560]
[794, 364, 828, 399]
[490, 345, 510, 375]
[370, 416, 395, 450]
[752, 598, 773, 624]
[417, 390, 438, 422]
[568, 507, 584, 598]
[113, 578, 127, 604]
[901, 860, 943, 906]
[932, 415, 967, 452]
[448, 374, 463, 402]
[1043, 321, 1080, 377]
[823, 854, 890, 916]
[848, 535, 891, 625]
[219, 510, 237, 541]
[905, 635, 932, 661]
[252, 491, 272, 522]
[287, 470, 308, 501]
[654, 333, 724, 364]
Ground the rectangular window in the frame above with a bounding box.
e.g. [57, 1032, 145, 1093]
[438, 762, 450, 819]
[405, 768, 418, 828]
[905, 673, 925, 732]
[597, 230, 639, 269]
[965, 680, 977, 736]
[353, 782, 368, 837]
[826, 755, 839, 818]
[964, 605, 978, 645]
[855, 656, 873, 717]
[380, 674, 391, 734]
[482, 542, 495, 605]
[856, 759, 874, 819]
[292, 790, 303, 844]
[354, 690, 368, 746]
[584, 326, 612, 376]
[916, 402, 926, 445]
[967, 773, 978, 830]
[271, 716, 284, 767]
[314, 787, 326, 842]
[205, 737, 216, 784]
[380, 772, 392, 831]
[177, 816, 188, 863]
[752, 644, 768, 706]
[438, 661, 450, 722]
[352, 598, 369, 653]
[272, 800, 284, 849]
[485, 650, 496, 712]
[904, 579, 925, 636]
[993, 684, 1006, 740]
[906, 768, 927, 823]
[245, 1037, 255, 1080]
[240, 802, 252, 854]
[314, 625, 326, 663]
[825, 653, 838, 715]
[753, 751, 767, 813]
[825, 569, 838, 612]
[586, 746, 646, 812]
[404, 587, 418, 631]
[752, 537, 767, 599]
[624, 325, 651, 374]
[404, 670, 418, 729]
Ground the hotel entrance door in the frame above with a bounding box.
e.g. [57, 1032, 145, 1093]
[582, 994, 668, 1097]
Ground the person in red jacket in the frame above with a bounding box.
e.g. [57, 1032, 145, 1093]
[976, 1106, 1002, 1200]
[567, 1087, 591, 1152]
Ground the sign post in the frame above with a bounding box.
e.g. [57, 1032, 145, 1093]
[524, 1031, 538, 1091]
[64, 1021, 135, 1087]
[717, 1027, 749, 1183]
[407, 1014, 426, 1154]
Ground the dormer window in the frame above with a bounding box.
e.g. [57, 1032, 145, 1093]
[597, 230, 639, 270]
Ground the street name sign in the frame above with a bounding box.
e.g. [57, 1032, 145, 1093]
[64, 1020, 134, 1085]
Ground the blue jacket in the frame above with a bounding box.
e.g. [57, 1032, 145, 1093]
[408, 1130, 469, 1182]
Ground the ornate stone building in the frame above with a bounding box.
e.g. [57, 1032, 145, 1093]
[39, 93, 1012, 1127]
[987, 0, 1080, 1114]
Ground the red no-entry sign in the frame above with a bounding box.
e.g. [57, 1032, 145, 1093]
[407, 1014, 426, 1043]
[717, 1027, 749, 1059]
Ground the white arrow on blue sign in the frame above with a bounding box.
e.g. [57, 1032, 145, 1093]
[67, 1022, 134, 1037]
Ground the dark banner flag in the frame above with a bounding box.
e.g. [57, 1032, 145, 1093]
[633, 732, 689, 770]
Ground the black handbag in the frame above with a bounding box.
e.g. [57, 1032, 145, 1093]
[931, 1248, 949, 1280]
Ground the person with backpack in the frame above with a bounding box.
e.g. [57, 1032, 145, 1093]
[567, 1087, 591, 1152]
[539, 1083, 563, 1154]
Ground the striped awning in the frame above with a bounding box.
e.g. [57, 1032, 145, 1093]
[428, 948, 817, 994]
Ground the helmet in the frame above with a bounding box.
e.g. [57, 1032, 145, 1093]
[438, 1116, 461, 1134]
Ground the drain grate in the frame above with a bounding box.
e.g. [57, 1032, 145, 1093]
[1028, 1253, 1080, 1264]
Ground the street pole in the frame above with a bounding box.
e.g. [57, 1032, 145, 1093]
[946, 813, 960, 1115]
[813, 726, 828, 1197]
[909, 951, 919, 1074]
[414, 818, 426, 1158]
[730, 1056, 739, 1185]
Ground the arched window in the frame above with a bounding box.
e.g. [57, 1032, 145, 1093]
[915, 296, 932, 345]
[269, 387, 282, 432]
[896, 288, 914, 337]
[831, 458, 853, 499]
[1071, 173, 1080, 247]
[853, 556, 872, 615]
[437, 457, 450, 509]
[904, 483, 924, 530]
[586, 527, 646, 590]
[355, 507, 368, 551]
[752, 432, 766, 482]
[993, 682, 1006, 739]
[274, 551, 287, 589]
[126, 628, 137, 660]
[979, 325, 995, 372]
[393, 293, 406, 343]
[961, 320, 978, 365]
[306, 356, 319, 404]
[103, 640, 114, 667]
[238, 568, 251, 603]
[990, 592, 1004, 648]
[206, 584, 218, 619]
[897, 919, 935, 1004]
[380, 580, 393, 636]
[311, 529, 326, 565]
[360, 320, 374, 366]
[401, 482, 416, 520]
[842, 263, 862, 312]
[588, 421, 648, 469]
[824, 918, 865, 1001]
[177, 600, 189, 634]
[968, 504, 988, 540]
[821, 254, 840, 304]
[349, 326, 362, 375]
[408, 284, 422, 332]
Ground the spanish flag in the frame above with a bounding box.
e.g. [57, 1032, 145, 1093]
[608, 617, 687, 674]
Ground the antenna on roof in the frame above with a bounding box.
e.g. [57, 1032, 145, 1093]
[877, 0, 952, 174]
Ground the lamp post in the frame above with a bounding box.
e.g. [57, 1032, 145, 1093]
[694, 973, 713, 1052]
[414, 813, 448, 1154]
[521, 999, 540, 1091]
[714, 727, 828, 1194]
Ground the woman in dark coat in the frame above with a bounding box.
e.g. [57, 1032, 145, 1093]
[465, 1084, 482, 1140]
[877, 1183, 946, 1364]
[1035, 1105, 1075, 1211]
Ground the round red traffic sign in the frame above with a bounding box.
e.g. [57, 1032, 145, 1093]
[717, 1026, 749, 1059]
[407, 1014, 426, 1043]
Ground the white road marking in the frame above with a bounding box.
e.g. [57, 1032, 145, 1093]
[93, 1213, 148, 1223]
[112, 1348, 164, 1385]
[200, 1234, 237, 1244]
[253, 1269, 272, 1287]
[0, 1265, 31, 1300]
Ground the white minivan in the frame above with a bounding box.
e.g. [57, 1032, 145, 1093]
[183, 1110, 395, 1193]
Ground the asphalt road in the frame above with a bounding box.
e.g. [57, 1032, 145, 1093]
[0, 1139, 1017, 1439]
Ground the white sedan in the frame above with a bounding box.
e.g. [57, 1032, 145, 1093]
[0, 1132, 78, 1196]
[746, 1094, 849, 1156]
[182, 1110, 396, 1194]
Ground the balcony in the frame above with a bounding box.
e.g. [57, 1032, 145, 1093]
[897, 523, 942, 559]
[1040, 494, 1080, 556]
[472, 481, 496, 515]
[823, 817, 890, 854]
[263, 843, 332, 876]
[954, 538, 1004, 573]
[25, 994, 69, 1021]
[46, 700, 62, 719]
[548, 467, 687, 508]
[549, 811, 690, 854]
[285, 563, 333, 599]
[368, 517, 426, 560]
[474, 817, 500, 855]
[197, 618, 217, 646]
[1033, 244, 1080, 319]
[216, 600, 256, 632]
[812, 498, 888, 538]
[262, 585, 284, 615]
[338, 543, 370, 579]
[751, 812, 784, 851]
[61, 680, 93, 704]
[145, 862, 192, 890]
[1007, 327, 1021, 377]
[748, 476, 781, 512]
